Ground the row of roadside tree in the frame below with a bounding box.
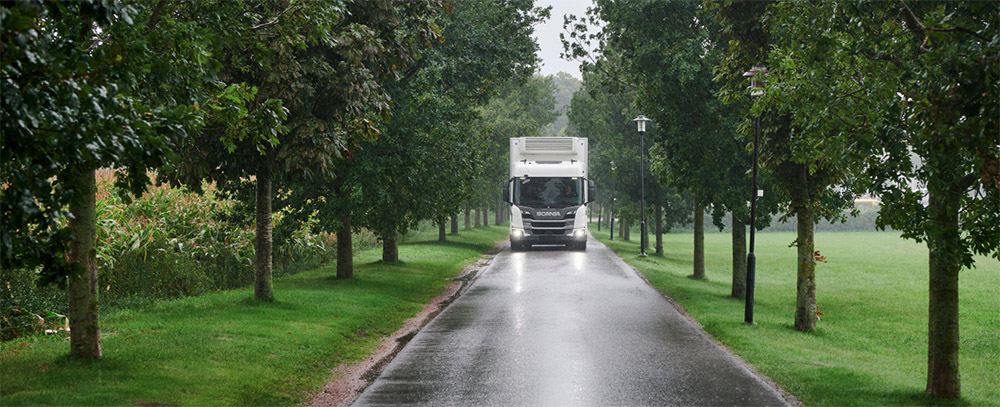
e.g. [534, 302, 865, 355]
[1, 0, 561, 361]
[563, 0, 997, 400]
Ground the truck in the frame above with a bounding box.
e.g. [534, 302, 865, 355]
[503, 137, 594, 251]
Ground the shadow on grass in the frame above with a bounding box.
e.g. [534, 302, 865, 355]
[792, 365, 971, 407]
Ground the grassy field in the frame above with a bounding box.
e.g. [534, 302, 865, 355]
[591, 225, 999, 406]
[0, 226, 509, 406]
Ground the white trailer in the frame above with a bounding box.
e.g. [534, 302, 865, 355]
[503, 137, 594, 251]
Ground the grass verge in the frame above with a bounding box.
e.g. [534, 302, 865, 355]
[591, 225, 999, 406]
[0, 226, 509, 406]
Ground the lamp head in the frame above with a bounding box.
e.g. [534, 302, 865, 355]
[742, 65, 767, 98]
[633, 115, 651, 133]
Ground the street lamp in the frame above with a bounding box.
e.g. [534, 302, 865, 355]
[609, 161, 616, 240]
[633, 115, 651, 258]
[742, 65, 766, 325]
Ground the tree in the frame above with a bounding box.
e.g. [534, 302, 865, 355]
[168, 0, 444, 288]
[569, 1, 774, 284]
[710, 0, 867, 331]
[543, 72, 583, 136]
[284, 0, 547, 270]
[475, 74, 560, 222]
[763, 1, 999, 398]
[1, 0, 219, 358]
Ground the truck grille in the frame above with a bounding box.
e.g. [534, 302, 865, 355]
[523, 213, 574, 236]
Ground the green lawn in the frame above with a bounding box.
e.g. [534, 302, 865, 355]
[591, 225, 999, 406]
[0, 226, 509, 406]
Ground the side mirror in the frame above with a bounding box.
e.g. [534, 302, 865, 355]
[502, 179, 512, 204]
[587, 179, 596, 203]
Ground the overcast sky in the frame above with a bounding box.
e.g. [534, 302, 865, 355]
[533, 0, 595, 79]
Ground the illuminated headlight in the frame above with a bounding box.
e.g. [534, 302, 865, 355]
[512, 229, 524, 239]
[573, 229, 586, 238]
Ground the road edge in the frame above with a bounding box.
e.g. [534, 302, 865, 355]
[595, 236, 803, 407]
[305, 240, 507, 407]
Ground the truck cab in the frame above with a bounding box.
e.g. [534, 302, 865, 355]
[503, 137, 594, 251]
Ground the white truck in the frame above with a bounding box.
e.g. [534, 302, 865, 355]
[503, 137, 594, 251]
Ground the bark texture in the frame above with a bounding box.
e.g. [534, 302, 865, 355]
[623, 221, 630, 241]
[474, 208, 481, 227]
[254, 162, 274, 301]
[382, 235, 398, 262]
[337, 214, 353, 279]
[450, 215, 458, 235]
[438, 222, 446, 242]
[67, 169, 102, 359]
[794, 203, 817, 331]
[731, 215, 747, 298]
[693, 197, 705, 279]
[495, 197, 503, 225]
[925, 178, 962, 398]
[464, 208, 471, 230]
[655, 204, 663, 255]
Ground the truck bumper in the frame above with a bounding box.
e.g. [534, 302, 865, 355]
[511, 229, 587, 246]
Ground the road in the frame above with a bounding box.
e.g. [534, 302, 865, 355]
[353, 234, 790, 406]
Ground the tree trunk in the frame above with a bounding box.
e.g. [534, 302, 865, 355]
[482, 207, 489, 227]
[464, 207, 471, 230]
[924, 178, 962, 398]
[623, 220, 630, 241]
[495, 197, 503, 225]
[336, 214, 353, 279]
[254, 161, 274, 301]
[382, 234, 398, 262]
[643, 211, 650, 253]
[474, 208, 481, 227]
[438, 221, 446, 242]
[693, 196, 705, 279]
[794, 201, 817, 331]
[598, 207, 602, 231]
[450, 215, 459, 235]
[67, 169, 101, 359]
[731, 214, 747, 298]
[655, 203, 663, 255]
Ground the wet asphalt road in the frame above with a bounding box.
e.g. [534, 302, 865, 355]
[354, 234, 789, 406]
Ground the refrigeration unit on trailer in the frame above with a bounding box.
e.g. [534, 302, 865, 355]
[503, 137, 594, 251]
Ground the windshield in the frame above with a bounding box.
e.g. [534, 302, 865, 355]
[513, 177, 582, 207]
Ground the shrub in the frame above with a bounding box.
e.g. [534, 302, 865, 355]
[1, 171, 335, 340]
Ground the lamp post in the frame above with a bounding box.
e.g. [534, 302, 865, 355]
[633, 115, 651, 258]
[609, 161, 616, 240]
[742, 65, 766, 325]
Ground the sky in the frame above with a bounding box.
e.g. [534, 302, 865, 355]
[532, 0, 595, 79]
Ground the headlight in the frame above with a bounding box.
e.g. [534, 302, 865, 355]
[512, 229, 524, 238]
[566, 209, 576, 215]
[573, 229, 586, 238]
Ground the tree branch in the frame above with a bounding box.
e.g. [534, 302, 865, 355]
[145, 0, 168, 33]
[251, 4, 298, 31]
[925, 26, 989, 42]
